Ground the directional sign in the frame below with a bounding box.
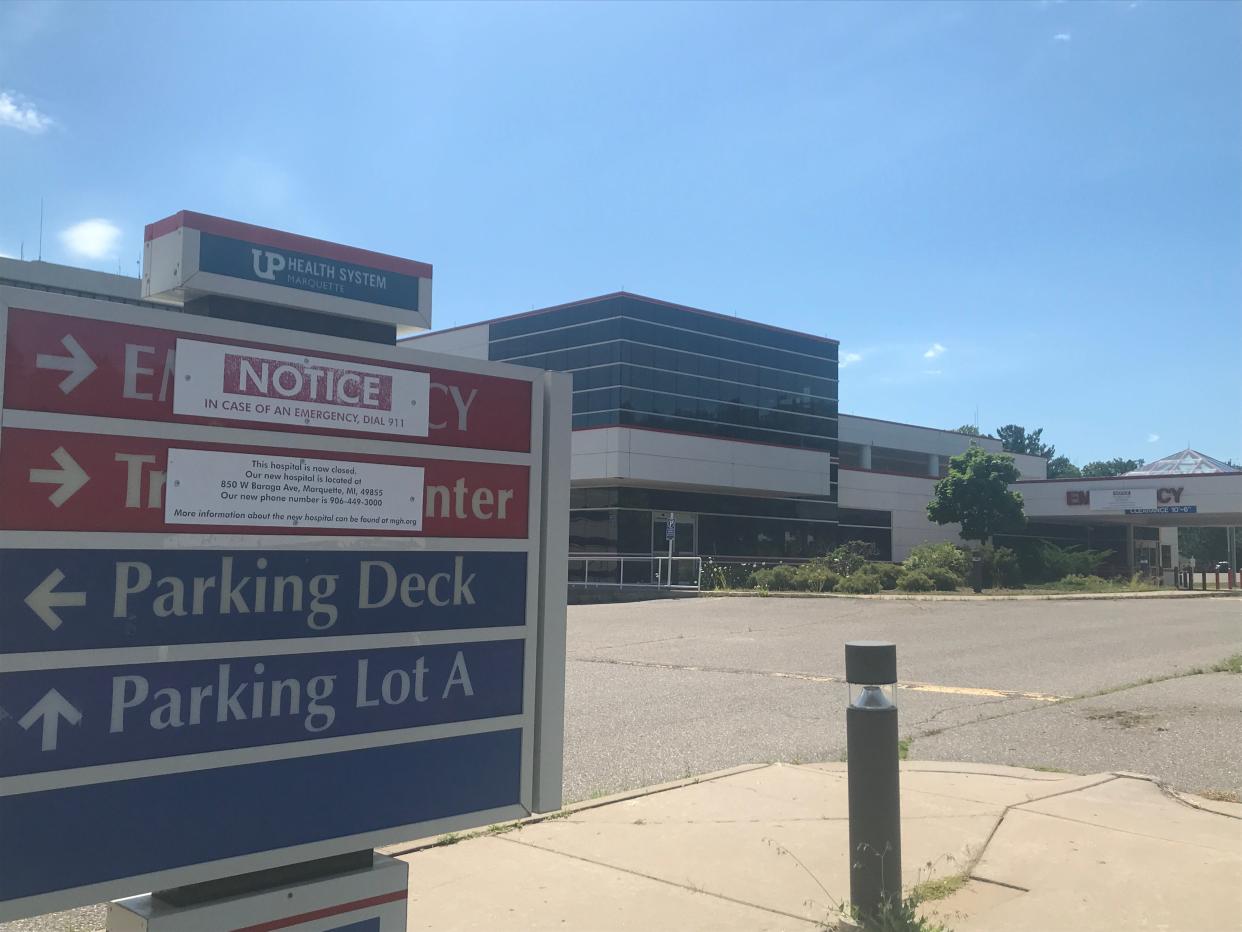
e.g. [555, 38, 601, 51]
[4, 308, 532, 451]
[0, 549, 527, 654]
[0, 640, 524, 776]
[0, 275, 568, 924]
[0, 429, 529, 537]
[35, 334, 96, 394]
[17, 688, 82, 751]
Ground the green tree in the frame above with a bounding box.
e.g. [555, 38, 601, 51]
[955, 424, 981, 436]
[1178, 527, 1239, 566]
[927, 445, 1027, 545]
[996, 424, 1055, 459]
[1081, 457, 1143, 477]
[1046, 455, 1082, 479]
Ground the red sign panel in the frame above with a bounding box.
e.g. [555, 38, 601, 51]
[0, 429, 529, 538]
[3, 309, 531, 452]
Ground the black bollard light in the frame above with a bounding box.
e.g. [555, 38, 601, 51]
[845, 641, 902, 924]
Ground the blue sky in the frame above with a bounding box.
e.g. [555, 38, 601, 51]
[1, 1, 1238, 465]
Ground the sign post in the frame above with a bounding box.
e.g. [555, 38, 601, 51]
[0, 228, 569, 929]
[665, 512, 676, 588]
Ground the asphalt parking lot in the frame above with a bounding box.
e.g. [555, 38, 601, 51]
[562, 594, 1242, 802]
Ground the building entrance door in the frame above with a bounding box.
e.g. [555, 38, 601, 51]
[652, 511, 697, 586]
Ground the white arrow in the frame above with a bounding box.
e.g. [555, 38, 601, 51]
[24, 569, 87, 631]
[36, 334, 97, 395]
[18, 689, 82, 751]
[28, 446, 90, 507]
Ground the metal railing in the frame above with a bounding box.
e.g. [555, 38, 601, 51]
[568, 554, 703, 591]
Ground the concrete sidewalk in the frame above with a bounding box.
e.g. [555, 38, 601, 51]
[386, 762, 1242, 931]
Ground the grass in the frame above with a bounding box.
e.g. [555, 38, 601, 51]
[1079, 652, 1242, 700]
[1210, 653, 1242, 674]
[1198, 789, 1241, 804]
[909, 871, 969, 903]
[898, 738, 911, 761]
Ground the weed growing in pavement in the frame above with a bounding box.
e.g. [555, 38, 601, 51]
[1211, 653, 1242, 674]
[1198, 789, 1240, 803]
[898, 738, 911, 761]
[763, 837, 958, 931]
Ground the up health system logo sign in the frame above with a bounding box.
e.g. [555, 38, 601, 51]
[142, 211, 434, 332]
[201, 233, 424, 312]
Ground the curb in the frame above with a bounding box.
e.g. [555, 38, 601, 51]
[699, 589, 1239, 602]
[379, 762, 771, 858]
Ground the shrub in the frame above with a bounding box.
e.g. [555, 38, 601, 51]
[904, 542, 971, 580]
[826, 540, 878, 576]
[793, 563, 840, 592]
[926, 567, 962, 591]
[702, 559, 756, 591]
[749, 564, 798, 591]
[1048, 574, 1109, 591]
[870, 563, 902, 590]
[903, 542, 968, 591]
[1015, 541, 1114, 584]
[897, 570, 934, 592]
[980, 544, 1022, 588]
[837, 572, 881, 595]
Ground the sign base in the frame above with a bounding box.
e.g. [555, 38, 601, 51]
[106, 853, 407, 932]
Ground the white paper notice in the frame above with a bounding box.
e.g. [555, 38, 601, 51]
[165, 449, 424, 531]
[1089, 488, 1157, 512]
[173, 339, 430, 438]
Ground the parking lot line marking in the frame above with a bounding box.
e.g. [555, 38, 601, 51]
[574, 656, 1069, 702]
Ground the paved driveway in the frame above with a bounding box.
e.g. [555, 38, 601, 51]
[562, 594, 1242, 802]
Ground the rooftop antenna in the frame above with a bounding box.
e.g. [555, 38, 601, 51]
[38, 198, 44, 261]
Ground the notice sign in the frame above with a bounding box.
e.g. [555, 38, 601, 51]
[165, 449, 424, 531]
[174, 339, 430, 438]
[1090, 488, 1157, 512]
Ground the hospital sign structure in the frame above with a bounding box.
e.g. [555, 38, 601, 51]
[0, 284, 569, 922]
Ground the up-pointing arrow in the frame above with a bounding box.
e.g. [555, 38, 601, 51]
[28, 446, 90, 507]
[36, 334, 97, 395]
[18, 689, 83, 751]
[25, 569, 87, 631]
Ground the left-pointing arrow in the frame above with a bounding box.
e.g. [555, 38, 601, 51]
[28, 446, 90, 507]
[18, 689, 83, 751]
[35, 334, 97, 395]
[24, 569, 87, 631]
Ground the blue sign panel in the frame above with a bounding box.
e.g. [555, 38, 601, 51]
[0, 640, 523, 777]
[0, 549, 526, 654]
[665, 513, 676, 541]
[0, 728, 521, 904]
[199, 233, 425, 312]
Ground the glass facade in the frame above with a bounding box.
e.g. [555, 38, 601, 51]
[569, 487, 839, 560]
[489, 295, 838, 452]
[485, 295, 841, 559]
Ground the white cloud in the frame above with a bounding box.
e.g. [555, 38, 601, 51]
[841, 352, 863, 368]
[59, 219, 122, 260]
[0, 90, 53, 134]
[1054, 32, 1072, 41]
[1147, 433, 1160, 443]
[923, 342, 946, 359]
